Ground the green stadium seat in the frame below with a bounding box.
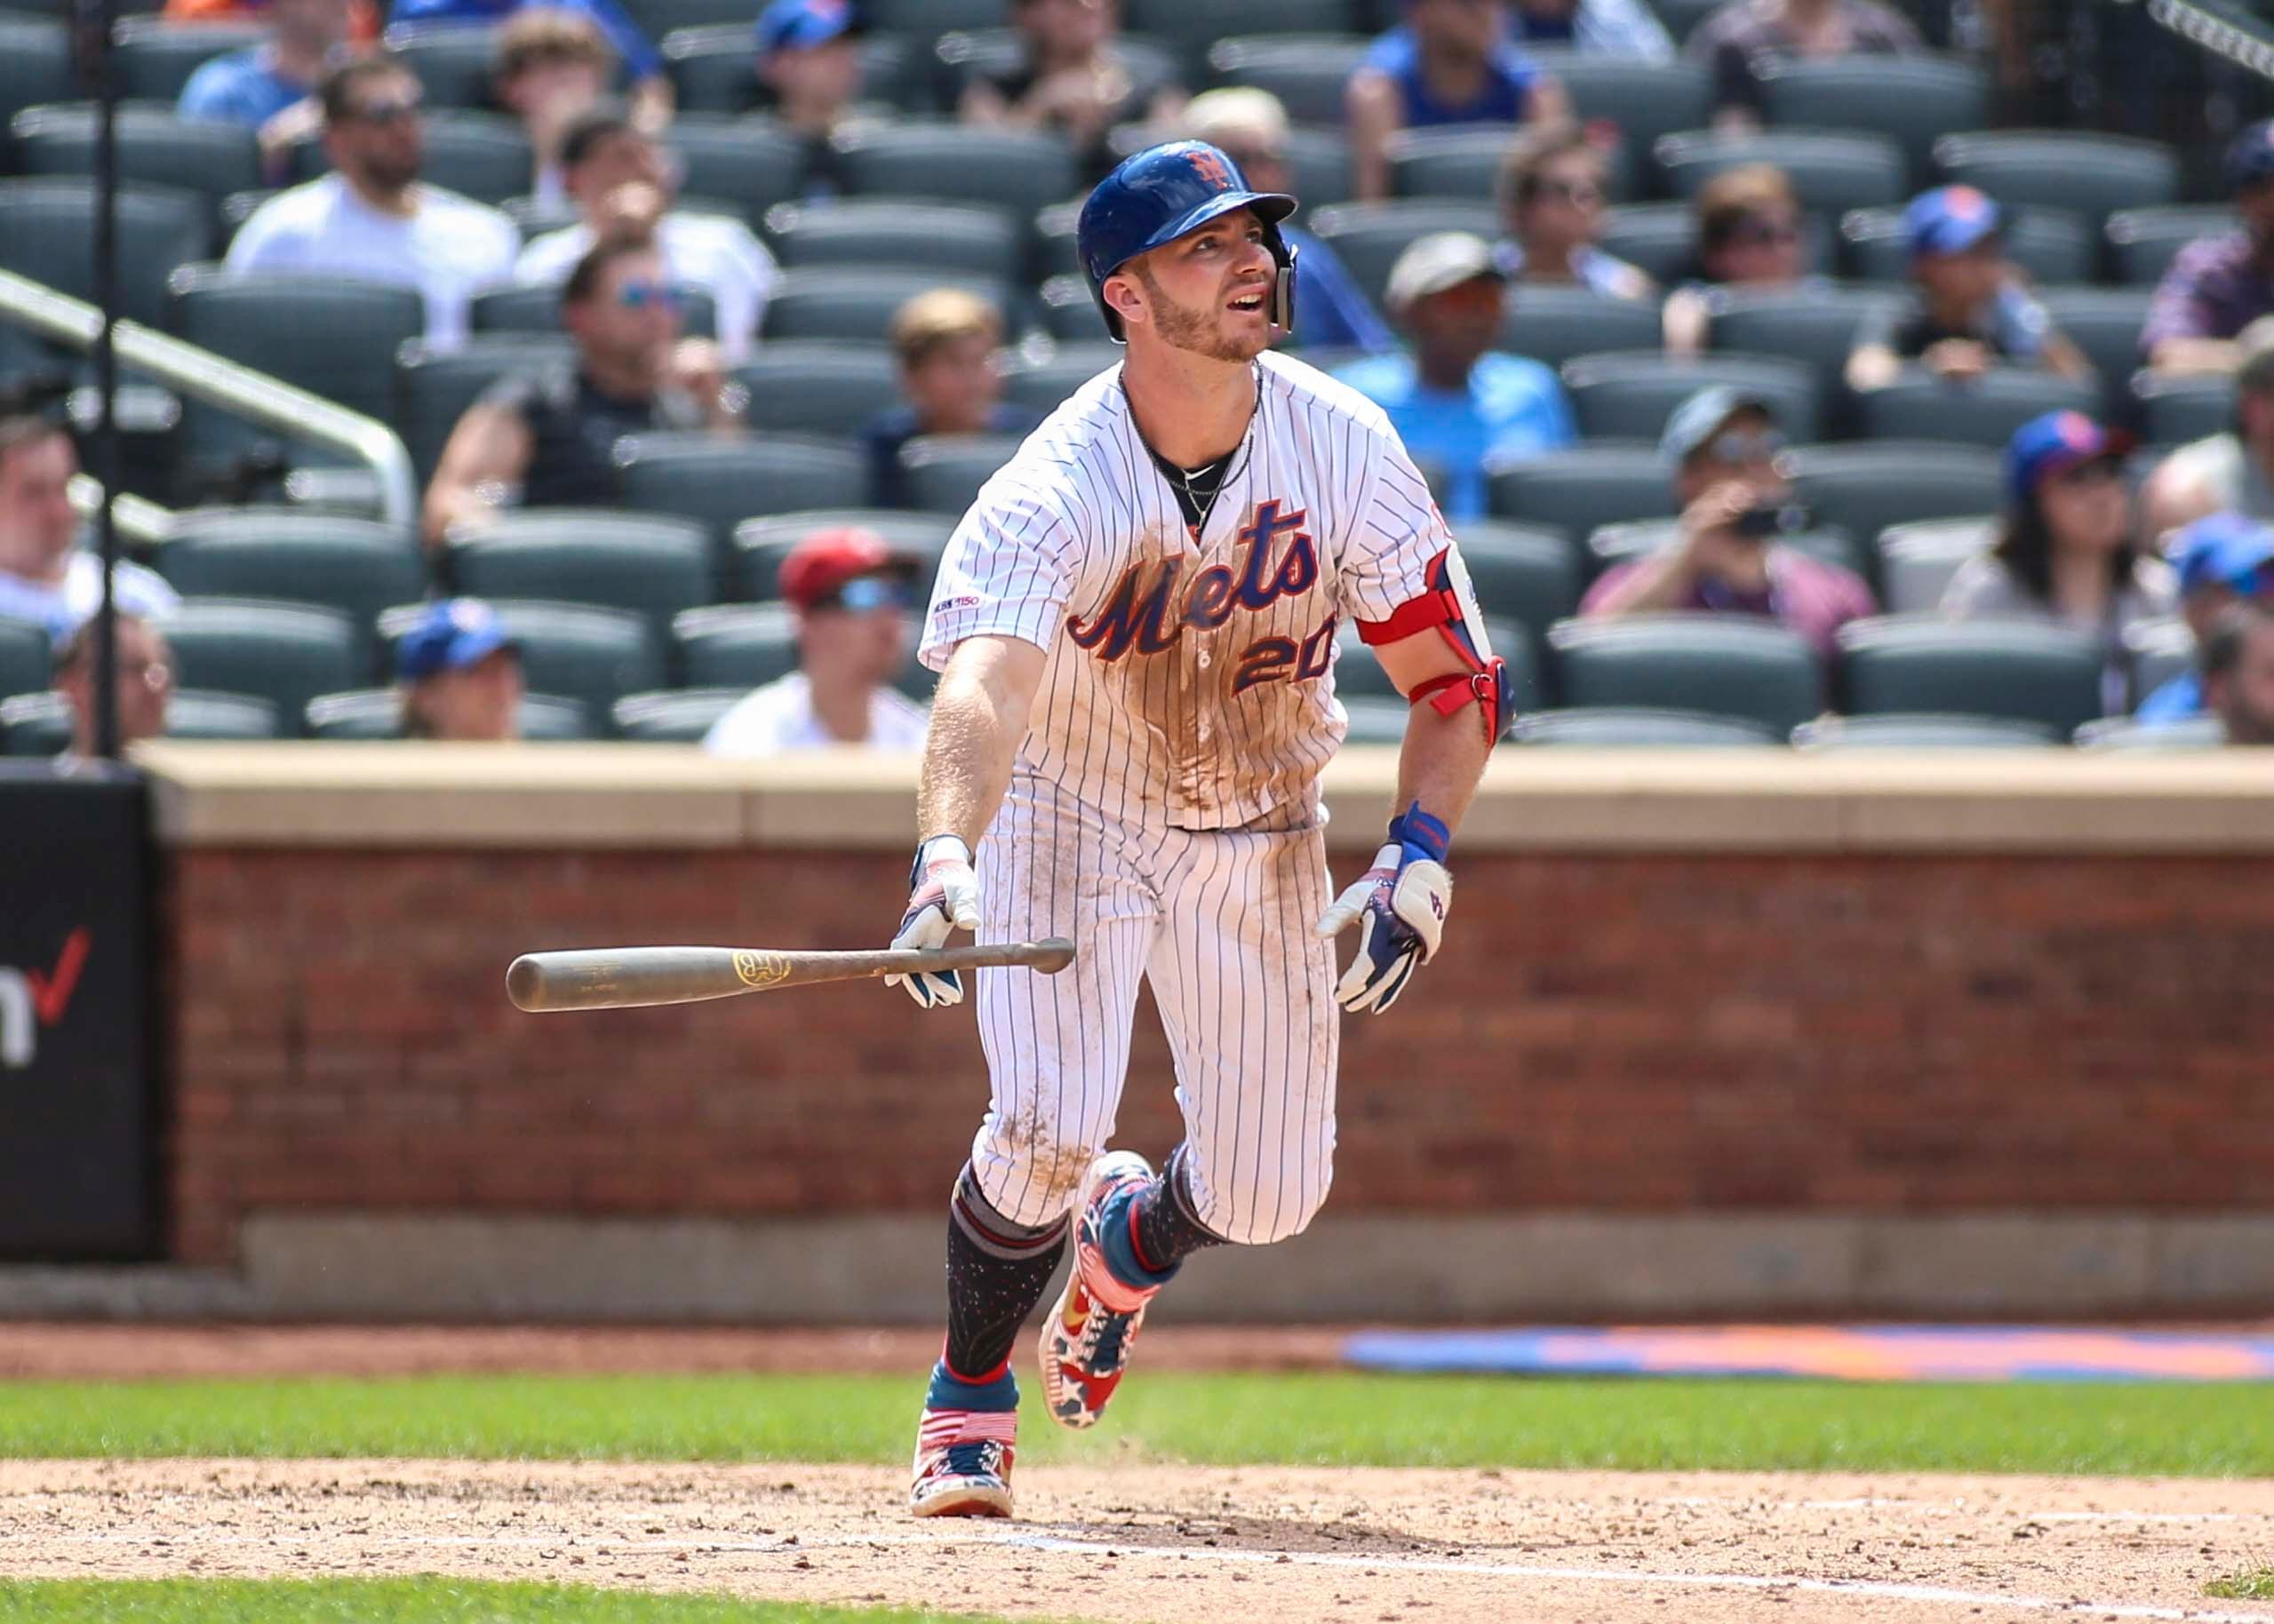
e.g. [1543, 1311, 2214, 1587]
[291, 111, 531, 205]
[1656, 130, 1907, 220]
[1839, 203, 2091, 288]
[832, 122, 1079, 225]
[1206, 36, 1369, 126]
[386, 24, 510, 109]
[0, 180, 211, 329]
[394, 337, 573, 488]
[672, 602, 799, 689]
[1547, 614, 1823, 732]
[1387, 122, 1637, 207]
[1588, 518, 1863, 584]
[158, 598, 363, 737]
[1037, 275, 1106, 340]
[1878, 517, 1993, 617]
[1707, 285, 1903, 407]
[762, 199, 1024, 282]
[380, 598, 661, 732]
[1487, 442, 1673, 539]
[1509, 706, 1782, 745]
[2075, 713, 2225, 749]
[1931, 131, 2181, 231]
[1450, 520, 1582, 640]
[0, 692, 72, 755]
[1336, 617, 1536, 710]
[2103, 205, 2231, 287]
[1851, 368, 2099, 450]
[612, 686, 746, 741]
[664, 115, 812, 226]
[621, 0, 776, 34]
[2134, 372, 2231, 448]
[0, 16, 75, 131]
[761, 267, 1015, 343]
[1595, 203, 1699, 287]
[734, 508, 957, 601]
[1499, 287, 1664, 371]
[1835, 616, 2106, 734]
[1522, 51, 1712, 183]
[111, 17, 267, 101]
[614, 433, 872, 569]
[734, 342, 903, 437]
[156, 510, 425, 649]
[1791, 712, 2060, 749]
[1128, 0, 1358, 75]
[305, 687, 590, 739]
[166, 689, 283, 739]
[445, 509, 711, 641]
[0, 617, 51, 702]
[1783, 442, 2003, 564]
[999, 344, 1119, 416]
[1562, 351, 1821, 445]
[470, 282, 719, 340]
[897, 434, 1022, 515]
[2125, 615, 2196, 704]
[1756, 55, 1991, 187]
[1305, 200, 1500, 309]
[2034, 287, 2154, 424]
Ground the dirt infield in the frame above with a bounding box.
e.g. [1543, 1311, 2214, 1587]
[5, 1457, 2273, 1624]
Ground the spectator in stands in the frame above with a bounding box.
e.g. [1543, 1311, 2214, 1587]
[168, 0, 379, 46]
[2140, 319, 2274, 540]
[0, 393, 177, 645]
[177, 0, 352, 179]
[758, 0, 866, 166]
[424, 233, 744, 545]
[1504, 0, 1675, 61]
[516, 104, 780, 362]
[52, 613, 172, 756]
[1183, 89, 1393, 356]
[395, 598, 525, 741]
[1943, 411, 2177, 708]
[1334, 232, 1576, 521]
[961, 0, 1185, 185]
[387, 0, 671, 129]
[704, 526, 929, 756]
[492, 9, 617, 211]
[862, 291, 1040, 509]
[1663, 162, 1810, 354]
[1685, 0, 1921, 131]
[2142, 121, 2274, 378]
[2134, 513, 2274, 725]
[1493, 124, 1653, 301]
[2206, 598, 2274, 744]
[227, 55, 520, 352]
[1580, 384, 1875, 658]
[1844, 186, 2093, 394]
[1346, 0, 1570, 202]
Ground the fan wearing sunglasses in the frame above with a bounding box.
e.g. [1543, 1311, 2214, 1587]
[704, 527, 930, 758]
[422, 234, 743, 547]
[1663, 163, 1814, 354]
[1492, 124, 1652, 302]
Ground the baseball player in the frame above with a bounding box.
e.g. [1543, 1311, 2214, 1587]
[891, 139, 1505, 1518]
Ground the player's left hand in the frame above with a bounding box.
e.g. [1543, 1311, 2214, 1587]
[1314, 805, 1451, 1015]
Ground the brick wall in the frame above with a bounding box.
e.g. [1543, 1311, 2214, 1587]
[162, 846, 2274, 1266]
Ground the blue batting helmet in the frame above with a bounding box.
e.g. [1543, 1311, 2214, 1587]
[1076, 139, 1298, 344]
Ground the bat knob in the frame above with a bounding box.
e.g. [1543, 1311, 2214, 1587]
[506, 956, 545, 1012]
[1030, 937, 1076, 975]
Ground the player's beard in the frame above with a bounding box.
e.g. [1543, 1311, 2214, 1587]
[1133, 263, 1268, 365]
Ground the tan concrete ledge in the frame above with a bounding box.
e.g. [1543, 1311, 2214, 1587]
[136, 741, 2274, 854]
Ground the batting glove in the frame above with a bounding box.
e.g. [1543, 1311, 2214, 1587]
[888, 834, 982, 1009]
[1314, 805, 1451, 1015]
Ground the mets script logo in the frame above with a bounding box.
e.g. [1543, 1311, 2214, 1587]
[1187, 147, 1233, 188]
[1068, 499, 1325, 681]
[0, 927, 91, 1071]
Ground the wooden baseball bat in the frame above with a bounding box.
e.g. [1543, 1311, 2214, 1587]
[506, 937, 1075, 1013]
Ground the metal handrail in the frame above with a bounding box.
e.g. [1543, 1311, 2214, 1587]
[0, 267, 418, 530]
[66, 473, 171, 547]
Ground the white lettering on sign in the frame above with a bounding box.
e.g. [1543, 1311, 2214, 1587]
[0, 970, 29, 1070]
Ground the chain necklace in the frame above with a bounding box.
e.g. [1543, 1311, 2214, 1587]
[1129, 364, 1263, 536]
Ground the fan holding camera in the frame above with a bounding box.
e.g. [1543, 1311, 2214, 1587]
[1578, 385, 1878, 660]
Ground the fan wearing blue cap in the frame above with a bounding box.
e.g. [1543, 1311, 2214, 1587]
[756, 0, 863, 145]
[2142, 120, 2274, 378]
[2134, 512, 2274, 725]
[1845, 186, 2092, 394]
[394, 598, 525, 741]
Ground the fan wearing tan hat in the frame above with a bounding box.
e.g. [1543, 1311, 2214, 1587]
[703, 526, 929, 757]
[1332, 230, 1575, 520]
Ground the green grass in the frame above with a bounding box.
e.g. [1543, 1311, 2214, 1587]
[2207, 1568, 2274, 1601]
[3, 1372, 2272, 1477]
[0, 1579, 1039, 1624]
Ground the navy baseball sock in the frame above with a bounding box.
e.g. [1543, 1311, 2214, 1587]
[943, 1162, 1068, 1381]
[1127, 1146, 1225, 1276]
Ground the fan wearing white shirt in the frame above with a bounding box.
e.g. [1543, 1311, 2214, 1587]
[515, 102, 779, 362]
[0, 404, 177, 648]
[704, 526, 930, 757]
[225, 54, 520, 351]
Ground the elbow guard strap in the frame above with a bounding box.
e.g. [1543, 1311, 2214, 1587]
[1357, 549, 1510, 740]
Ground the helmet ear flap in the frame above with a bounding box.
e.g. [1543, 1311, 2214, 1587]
[1272, 235, 1297, 338]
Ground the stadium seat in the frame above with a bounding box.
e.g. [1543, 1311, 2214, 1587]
[164, 689, 284, 739]
[1835, 616, 2106, 734]
[762, 267, 1015, 344]
[158, 599, 363, 737]
[1791, 712, 2060, 749]
[1645, 0, 1724, 39]
[1877, 517, 1994, 617]
[305, 688, 589, 739]
[0, 16, 75, 131]
[613, 434, 873, 569]
[936, 27, 1179, 108]
[470, 282, 720, 340]
[167, 268, 425, 475]
[666, 25, 914, 115]
[1508, 705, 1782, 745]
[672, 602, 799, 689]
[1523, 52, 1713, 185]
[1128, 0, 1357, 76]
[1839, 204, 2093, 288]
[662, 115, 811, 226]
[734, 342, 903, 437]
[1851, 368, 2100, 450]
[0, 180, 211, 329]
[1031, 201, 1084, 283]
[379, 598, 661, 730]
[1449, 520, 1582, 639]
[2075, 713, 2225, 749]
[111, 17, 267, 101]
[1931, 131, 2182, 231]
[0, 617, 50, 702]
[1305, 200, 1501, 308]
[1037, 275, 1108, 340]
[2104, 204, 2232, 287]
[1756, 55, 1991, 186]
[387, 24, 508, 109]
[1206, 36, 1370, 127]
[1561, 351, 1821, 445]
[622, 0, 781, 33]
[898, 434, 1023, 515]
[863, 0, 1009, 37]
[0, 693, 70, 756]
[394, 337, 573, 488]
[1499, 287, 1664, 371]
[1656, 130, 1907, 220]
[612, 686, 747, 741]
[11, 104, 259, 221]
[1545, 614, 1824, 734]
[1589, 518, 1863, 583]
[156, 511, 425, 645]
[2035, 287, 2155, 424]
[1000, 344, 1120, 416]
[291, 111, 532, 206]
[1595, 203, 1698, 287]
[2125, 615, 2196, 703]
[1337, 617, 1536, 709]
[2134, 372, 2232, 448]
[1388, 125, 1527, 204]
[1707, 285, 1902, 433]
[734, 509, 957, 601]
[762, 199, 1024, 283]
[1487, 442, 1674, 538]
[1783, 442, 2003, 572]
[832, 123, 1080, 226]
[445, 509, 712, 641]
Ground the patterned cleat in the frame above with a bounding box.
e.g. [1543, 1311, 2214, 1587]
[1039, 1150, 1161, 1430]
[909, 1362, 1018, 1518]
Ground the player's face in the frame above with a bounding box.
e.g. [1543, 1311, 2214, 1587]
[1127, 209, 1276, 364]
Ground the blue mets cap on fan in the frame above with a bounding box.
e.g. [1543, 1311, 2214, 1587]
[1076, 139, 1299, 343]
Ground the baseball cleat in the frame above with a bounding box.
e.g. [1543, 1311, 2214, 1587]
[908, 1405, 1017, 1517]
[1039, 1150, 1161, 1430]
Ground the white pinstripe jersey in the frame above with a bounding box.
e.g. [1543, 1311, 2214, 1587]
[921, 350, 1456, 832]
